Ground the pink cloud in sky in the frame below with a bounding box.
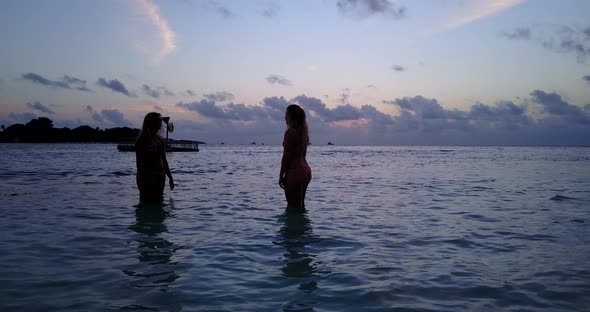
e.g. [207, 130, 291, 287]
[134, 0, 177, 64]
[445, 0, 526, 30]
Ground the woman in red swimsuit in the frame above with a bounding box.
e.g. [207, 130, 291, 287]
[135, 112, 174, 204]
[279, 104, 311, 210]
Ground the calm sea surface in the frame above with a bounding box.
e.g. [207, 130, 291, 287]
[1, 143, 589, 311]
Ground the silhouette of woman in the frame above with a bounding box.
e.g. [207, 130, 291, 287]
[279, 104, 311, 210]
[135, 112, 174, 203]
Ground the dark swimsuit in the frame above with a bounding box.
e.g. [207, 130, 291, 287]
[136, 138, 166, 203]
[286, 163, 312, 187]
[283, 132, 311, 188]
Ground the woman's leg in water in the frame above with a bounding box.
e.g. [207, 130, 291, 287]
[285, 170, 304, 210]
[301, 169, 311, 209]
[285, 168, 311, 210]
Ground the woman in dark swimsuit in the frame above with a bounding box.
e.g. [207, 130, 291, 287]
[279, 104, 311, 210]
[135, 112, 174, 203]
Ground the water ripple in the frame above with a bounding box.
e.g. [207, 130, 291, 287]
[0, 144, 589, 311]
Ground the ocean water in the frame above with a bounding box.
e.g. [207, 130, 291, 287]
[1, 143, 589, 312]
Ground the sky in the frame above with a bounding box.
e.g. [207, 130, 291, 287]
[1, 0, 589, 145]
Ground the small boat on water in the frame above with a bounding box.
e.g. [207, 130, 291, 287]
[117, 116, 201, 152]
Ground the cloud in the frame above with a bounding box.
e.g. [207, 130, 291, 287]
[62, 75, 92, 91]
[206, 1, 236, 18]
[26, 101, 55, 115]
[203, 91, 234, 102]
[6, 112, 38, 124]
[171, 89, 589, 146]
[216, 7, 234, 18]
[185, 89, 196, 97]
[502, 27, 531, 40]
[134, 0, 177, 64]
[391, 65, 405, 72]
[101, 109, 133, 126]
[176, 99, 269, 121]
[554, 27, 590, 62]
[85, 106, 132, 126]
[260, 3, 279, 17]
[85, 105, 104, 123]
[293, 95, 362, 122]
[468, 101, 531, 131]
[381, 92, 589, 144]
[530, 90, 590, 125]
[584, 75, 590, 84]
[446, 0, 525, 30]
[143, 84, 160, 98]
[22, 73, 69, 89]
[389, 95, 533, 133]
[97, 78, 135, 97]
[266, 74, 292, 86]
[337, 0, 406, 19]
[160, 87, 174, 96]
[338, 88, 351, 105]
[22, 73, 92, 92]
[262, 96, 290, 119]
[91, 112, 104, 123]
[141, 84, 173, 98]
[502, 24, 590, 63]
[388, 96, 469, 133]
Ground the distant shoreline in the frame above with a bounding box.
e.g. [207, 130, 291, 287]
[0, 117, 203, 144]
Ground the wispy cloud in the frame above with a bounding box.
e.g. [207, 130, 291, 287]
[26, 101, 55, 115]
[143, 84, 160, 98]
[391, 64, 405, 72]
[266, 74, 292, 86]
[22, 73, 92, 92]
[142, 84, 175, 98]
[204, 91, 234, 102]
[445, 0, 525, 31]
[206, 1, 236, 19]
[97, 78, 135, 97]
[502, 24, 590, 63]
[260, 2, 279, 18]
[338, 88, 351, 105]
[502, 27, 531, 40]
[337, 0, 406, 19]
[134, 0, 177, 64]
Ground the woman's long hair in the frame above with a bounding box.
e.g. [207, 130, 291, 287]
[136, 112, 162, 144]
[286, 104, 309, 146]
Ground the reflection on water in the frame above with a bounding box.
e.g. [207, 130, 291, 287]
[2, 145, 589, 311]
[123, 200, 179, 298]
[277, 211, 320, 311]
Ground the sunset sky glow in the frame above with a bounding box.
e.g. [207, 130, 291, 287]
[1, 0, 589, 145]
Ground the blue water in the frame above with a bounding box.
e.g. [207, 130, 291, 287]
[1, 144, 589, 311]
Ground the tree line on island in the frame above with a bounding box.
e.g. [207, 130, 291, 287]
[0, 117, 139, 143]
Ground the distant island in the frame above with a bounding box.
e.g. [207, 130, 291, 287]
[2, 117, 147, 143]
